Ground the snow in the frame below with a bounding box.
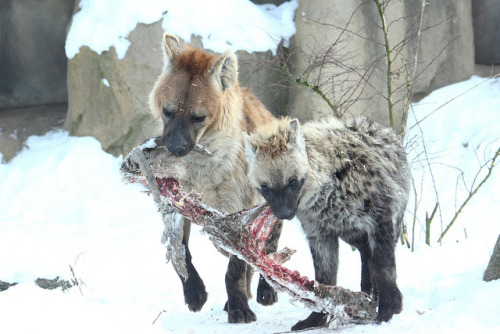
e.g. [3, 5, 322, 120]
[65, 0, 298, 59]
[406, 76, 500, 248]
[1, 76, 499, 333]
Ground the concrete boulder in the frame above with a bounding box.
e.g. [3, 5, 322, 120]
[0, 0, 72, 109]
[64, 21, 164, 157]
[0, 105, 66, 162]
[472, 0, 500, 65]
[484, 235, 500, 282]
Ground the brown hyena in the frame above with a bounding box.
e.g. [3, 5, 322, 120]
[244, 117, 410, 330]
[148, 33, 282, 323]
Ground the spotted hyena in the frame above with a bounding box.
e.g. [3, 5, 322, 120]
[244, 117, 410, 330]
[149, 33, 282, 323]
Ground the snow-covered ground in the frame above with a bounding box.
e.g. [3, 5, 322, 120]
[1, 76, 499, 333]
[3, 0, 500, 331]
[406, 76, 500, 249]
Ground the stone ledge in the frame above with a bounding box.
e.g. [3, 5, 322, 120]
[0, 103, 67, 163]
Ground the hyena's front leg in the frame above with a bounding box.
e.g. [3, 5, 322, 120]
[257, 219, 283, 306]
[369, 222, 402, 322]
[175, 218, 208, 312]
[291, 235, 339, 331]
[225, 255, 256, 323]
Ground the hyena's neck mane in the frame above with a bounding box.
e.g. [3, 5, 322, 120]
[300, 120, 354, 190]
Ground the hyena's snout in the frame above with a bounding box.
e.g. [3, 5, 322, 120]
[273, 206, 295, 220]
[260, 180, 304, 220]
[163, 122, 195, 157]
[165, 133, 190, 156]
[266, 194, 297, 220]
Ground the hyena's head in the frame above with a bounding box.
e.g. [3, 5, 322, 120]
[149, 33, 240, 156]
[244, 118, 309, 220]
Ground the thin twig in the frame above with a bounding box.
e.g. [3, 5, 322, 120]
[374, 0, 394, 128]
[152, 310, 166, 325]
[411, 177, 419, 251]
[69, 253, 84, 295]
[412, 0, 426, 80]
[437, 146, 500, 243]
[412, 107, 443, 237]
[425, 202, 439, 246]
[295, 76, 341, 118]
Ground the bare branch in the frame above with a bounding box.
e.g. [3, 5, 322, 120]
[295, 76, 340, 118]
[437, 146, 500, 243]
[425, 202, 439, 246]
[411, 107, 444, 235]
[374, 0, 394, 127]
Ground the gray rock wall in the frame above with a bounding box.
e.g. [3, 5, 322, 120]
[63, 0, 483, 156]
[484, 235, 500, 282]
[0, 0, 73, 109]
[64, 4, 287, 157]
[472, 0, 500, 64]
[287, 0, 475, 128]
[408, 0, 475, 100]
[64, 21, 165, 157]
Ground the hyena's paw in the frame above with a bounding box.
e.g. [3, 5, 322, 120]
[291, 312, 328, 331]
[376, 286, 403, 322]
[256, 276, 278, 306]
[227, 304, 257, 323]
[182, 272, 208, 312]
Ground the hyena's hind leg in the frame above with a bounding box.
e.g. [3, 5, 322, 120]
[175, 217, 208, 312]
[291, 235, 340, 331]
[256, 219, 283, 306]
[353, 240, 374, 296]
[369, 221, 403, 322]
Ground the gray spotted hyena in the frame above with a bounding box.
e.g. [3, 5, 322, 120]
[244, 117, 410, 330]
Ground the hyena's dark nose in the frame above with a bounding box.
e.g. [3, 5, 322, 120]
[273, 207, 295, 220]
[167, 142, 189, 156]
[166, 135, 191, 156]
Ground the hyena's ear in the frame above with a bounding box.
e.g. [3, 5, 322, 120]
[289, 119, 299, 133]
[162, 33, 180, 62]
[288, 119, 306, 154]
[288, 119, 300, 142]
[211, 49, 238, 91]
[243, 132, 257, 168]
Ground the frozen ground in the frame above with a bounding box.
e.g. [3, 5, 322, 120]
[7, 0, 500, 332]
[0, 76, 499, 333]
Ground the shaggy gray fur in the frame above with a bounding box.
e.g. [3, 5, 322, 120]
[246, 117, 411, 330]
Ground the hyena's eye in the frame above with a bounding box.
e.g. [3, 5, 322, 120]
[191, 115, 207, 123]
[261, 185, 270, 194]
[288, 179, 298, 189]
[163, 107, 174, 119]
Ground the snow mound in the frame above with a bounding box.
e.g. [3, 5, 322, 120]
[65, 0, 298, 59]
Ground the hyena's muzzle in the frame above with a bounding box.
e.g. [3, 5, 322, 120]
[259, 178, 305, 220]
[163, 119, 195, 156]
[161, 107, 207, 157]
